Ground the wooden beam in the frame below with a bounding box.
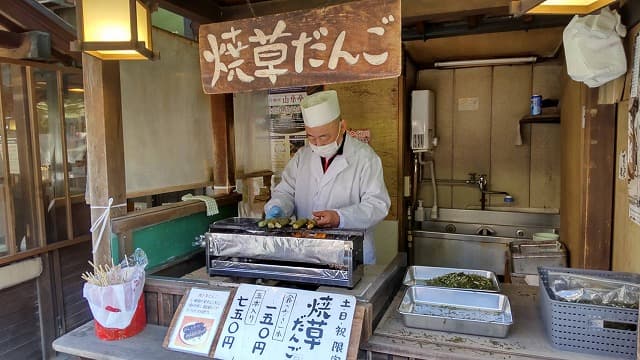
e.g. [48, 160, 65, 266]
[0, 30, 50, 59]
[82, 53, 127, 266]
[403, 0, 511, 25]
[582, 102, 616, 270]
[0, 0, 78, 62]
[219, 0, 353, 20]
[156, 0, 223, 24]
[210, 94, 235, 194]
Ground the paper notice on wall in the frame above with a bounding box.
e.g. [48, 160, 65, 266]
[628, 33, 640, 225]
[630, 201, 640, 225]
[457, 97, 479, 111]
[269, 91, 306, 134]
[619, 151, 627, 180]
[270, 131, 306, 176]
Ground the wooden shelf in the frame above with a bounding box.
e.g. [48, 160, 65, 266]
[520, 113, 560, 125]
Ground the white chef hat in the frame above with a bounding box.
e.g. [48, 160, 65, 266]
[300, 90, 341, 128]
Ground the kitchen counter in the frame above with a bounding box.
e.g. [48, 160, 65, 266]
[181, 252, 407, 327]
[362, 284, 621, 360]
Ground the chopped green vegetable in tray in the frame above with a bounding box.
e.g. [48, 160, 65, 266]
[425, 272, 496, 291]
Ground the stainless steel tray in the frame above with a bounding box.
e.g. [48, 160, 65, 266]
[397, 286, 513, 338]
[402, 266, 501, 292]
[510, 240, 567, 275]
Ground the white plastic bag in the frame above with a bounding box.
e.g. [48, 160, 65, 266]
[83, 266, 145, 329]
[563, 8, 627, 88]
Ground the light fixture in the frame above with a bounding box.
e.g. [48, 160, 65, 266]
[74, 0, 154, 60]
[434, 57, 537, 69]
[512, 0, 616, 15]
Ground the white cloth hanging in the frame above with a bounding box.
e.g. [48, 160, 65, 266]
[563, 8, 627, 88]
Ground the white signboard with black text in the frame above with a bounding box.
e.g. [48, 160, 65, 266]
[214, 284, 356, 360]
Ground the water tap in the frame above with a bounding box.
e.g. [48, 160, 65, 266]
[478, 174, 488, 192]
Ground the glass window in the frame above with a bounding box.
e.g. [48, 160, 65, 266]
[62, 73, 90, 237]
[33, 69, 69, 243]
[1, 64, 38, 252]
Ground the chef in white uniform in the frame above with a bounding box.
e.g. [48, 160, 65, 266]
[264, 90, 390, 264]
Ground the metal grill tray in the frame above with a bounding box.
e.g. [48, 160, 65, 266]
[402, 266, 501, 293]
[398, 286, 513, 338]
[209, 217, 365, 239]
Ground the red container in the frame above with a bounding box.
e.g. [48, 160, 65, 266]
[94, 293, 146, 341]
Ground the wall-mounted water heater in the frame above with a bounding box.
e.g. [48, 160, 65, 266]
[411, 90, 437, 152]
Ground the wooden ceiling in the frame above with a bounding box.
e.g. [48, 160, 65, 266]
[404, 27, 565, 65]
[157, 0, 568, 66]
[4, 0, 570, 66]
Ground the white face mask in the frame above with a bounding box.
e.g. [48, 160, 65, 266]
[310, 128, 342, 158]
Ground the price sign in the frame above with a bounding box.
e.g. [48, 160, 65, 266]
[214, 284, 356, 360]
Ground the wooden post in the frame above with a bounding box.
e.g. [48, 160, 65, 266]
[82, 53, 127, 265]
[210, 94, 235, 194]
[582, 102, 616, 269]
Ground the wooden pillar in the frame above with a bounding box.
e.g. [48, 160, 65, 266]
[582, 100, 616, 269]
[210, 94, 235, 194]
[82, 53, 126, 265]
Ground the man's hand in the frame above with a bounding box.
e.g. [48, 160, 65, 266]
[312, 210, 340, 228]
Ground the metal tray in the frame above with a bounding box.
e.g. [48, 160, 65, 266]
[510, 240, 567, 275]
[398, 286, 513, 338]
[402, 266, 501, 293]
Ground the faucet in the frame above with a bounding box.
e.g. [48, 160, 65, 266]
[469, 173, 512, 210]
[430, 173, 512, 210]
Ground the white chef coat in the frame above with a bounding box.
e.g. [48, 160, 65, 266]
[265, 135, 391, 264]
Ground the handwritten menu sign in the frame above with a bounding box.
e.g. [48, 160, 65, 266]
[214, 284, 356, 360]
[165, 288, 231, 356]
[198, 0, 401, 94]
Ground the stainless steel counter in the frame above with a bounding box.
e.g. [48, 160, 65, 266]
[363, 284, 621, 360]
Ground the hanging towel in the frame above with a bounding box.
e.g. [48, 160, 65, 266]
[515, 123, 523, 146]
[181, 194, 219, 216]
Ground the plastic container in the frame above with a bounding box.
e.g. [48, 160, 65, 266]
[539, 267, 640, 359]
[503, 195, 514, 207]
[414, 201, 425, 222]
[94, 293, 146, 341]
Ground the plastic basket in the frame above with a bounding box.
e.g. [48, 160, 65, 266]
[539, 267, 640, 359]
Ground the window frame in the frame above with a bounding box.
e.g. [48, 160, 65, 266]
[0, 57, 89, 266]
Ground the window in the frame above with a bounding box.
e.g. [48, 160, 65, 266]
[0, 61, 88, 263]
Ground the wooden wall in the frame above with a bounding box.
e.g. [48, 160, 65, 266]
[326, 78, 401, 220]
[58, 241, 93, 331]
[120, 28, 214, 197]
[611, 23, 640, 273]
[416, 64, 562, 210]
[560, 75, 586, 268]
[0, 280, 42, 359]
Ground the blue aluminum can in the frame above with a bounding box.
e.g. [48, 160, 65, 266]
[531, 95, 542, 116]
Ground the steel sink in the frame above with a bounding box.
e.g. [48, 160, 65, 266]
[413, 209, 559, 275]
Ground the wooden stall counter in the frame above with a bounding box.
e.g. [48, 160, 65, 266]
[182, 253, 407, 331]
[53, 255, 406, 360]
[362, 284, 621, 360]
[53, 321, 203, 360]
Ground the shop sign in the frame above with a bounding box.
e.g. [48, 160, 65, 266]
[198, 0, 401, 94]
[214, 284, 356, 360]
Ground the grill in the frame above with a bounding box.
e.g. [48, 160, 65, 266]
[204, 217, 364, 288]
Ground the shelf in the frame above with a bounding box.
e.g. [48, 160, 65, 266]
[519, 113, 560, 125]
